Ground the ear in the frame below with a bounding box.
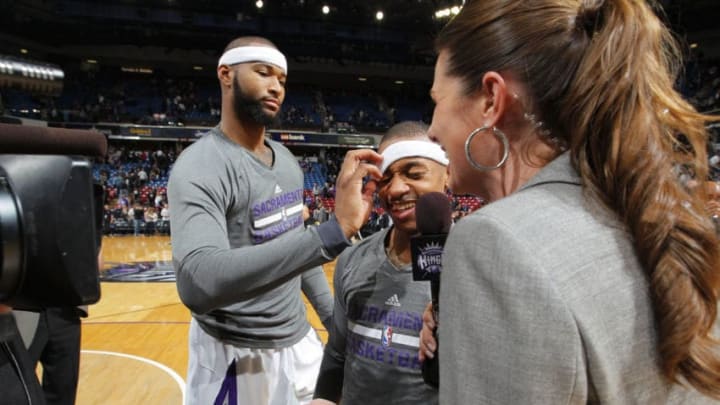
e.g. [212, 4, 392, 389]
[478, 71, 509, 128]
[217, 65, 233, 89]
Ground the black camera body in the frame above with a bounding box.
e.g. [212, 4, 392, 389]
[0, 123, 106, 309]
[0, 155, 101, 308]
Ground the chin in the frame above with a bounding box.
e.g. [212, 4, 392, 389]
[264, 108, 279, 117]
[395, 223, 418, 235]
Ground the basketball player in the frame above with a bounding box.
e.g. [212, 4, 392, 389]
[311, 122, 446, 404]
[168, 36, 381, 404]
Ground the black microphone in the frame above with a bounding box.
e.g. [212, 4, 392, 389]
[411, 191, 452, 388]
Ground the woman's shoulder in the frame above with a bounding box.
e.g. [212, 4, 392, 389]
[458, 182, 586, 233]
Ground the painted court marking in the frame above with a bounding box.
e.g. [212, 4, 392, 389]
[82, 350, 186, 402]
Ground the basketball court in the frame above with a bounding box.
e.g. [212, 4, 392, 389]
[77, 235, 333, 404]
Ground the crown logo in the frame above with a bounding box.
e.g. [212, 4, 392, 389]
[417, 242, 443, 275]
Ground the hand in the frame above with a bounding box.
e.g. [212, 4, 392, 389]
[705, 181, 720, 199]
[418, 301, 437, 362]
[708, 200, 720, 217]
[334, 149, 383, 238]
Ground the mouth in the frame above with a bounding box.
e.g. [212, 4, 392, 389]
[388, 200, 416, 220]
[262, 99, 280, 111]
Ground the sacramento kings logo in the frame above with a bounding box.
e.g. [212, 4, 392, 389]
[417, 242, 443, 275]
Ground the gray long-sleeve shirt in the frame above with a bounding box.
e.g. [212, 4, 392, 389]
[169, 127, 348, 349]
[314, 228, 439, 404]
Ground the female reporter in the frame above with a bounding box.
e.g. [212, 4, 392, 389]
[421, 0, 720, 403]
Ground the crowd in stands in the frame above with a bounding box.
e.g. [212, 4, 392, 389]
[4, 55, 712, 134]
[7, 54, 715, 133]
[4, 58, 718, 235]
[95, 142, 180, 235]
[2, 65, 428, 132]
[681, 58, 720, 114]
[92, 141, 485, 237]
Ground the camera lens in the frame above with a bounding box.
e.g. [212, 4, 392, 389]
[0, 176, 23, 302]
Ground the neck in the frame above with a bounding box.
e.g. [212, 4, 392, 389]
[387, 227, 412, 267]
[487, 132, 559, 202]
[219, 112, 267, 153]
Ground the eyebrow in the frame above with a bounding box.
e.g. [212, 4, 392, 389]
[384, 159, 428, 176]
[253, 63, 287, 79]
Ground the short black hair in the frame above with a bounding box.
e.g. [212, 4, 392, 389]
[380, 121, 430, 147]
[223, 36, 278, 53]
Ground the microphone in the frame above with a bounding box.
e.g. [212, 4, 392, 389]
[0, 123, 107, 157]
[411, 191, 452, 388]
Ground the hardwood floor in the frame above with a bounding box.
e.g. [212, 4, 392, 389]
[78, 235, 334, 405]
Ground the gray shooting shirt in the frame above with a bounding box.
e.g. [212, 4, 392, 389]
[314, 228, 439, 404]
[169, 127, 348, 349]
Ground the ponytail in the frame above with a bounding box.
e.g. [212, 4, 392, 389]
[437, 0, 720, 396]
[561, 0, 720, 396]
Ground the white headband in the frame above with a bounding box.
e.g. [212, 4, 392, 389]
[218, 46, 288, 73]
[380, 140, 449, 173]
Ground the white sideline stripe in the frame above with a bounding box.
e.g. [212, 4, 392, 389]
[253, 202, 304, 228]
[82, 350, 186, 402]
[347, 320, 420, 348]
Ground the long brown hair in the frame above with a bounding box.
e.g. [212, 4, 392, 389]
[437, 0, 720, 397]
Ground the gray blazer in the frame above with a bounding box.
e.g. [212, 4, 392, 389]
[439, 153, 717, 404]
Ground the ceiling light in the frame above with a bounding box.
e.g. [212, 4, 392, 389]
[375, 11, 384, 21]
[322, 5, 330, 14]
[256, 0, 263, 9]
[435, 4, 462, 19]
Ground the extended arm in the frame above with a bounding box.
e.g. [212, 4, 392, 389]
[169, 148, 382, 315]
[169, 163, 349, 314]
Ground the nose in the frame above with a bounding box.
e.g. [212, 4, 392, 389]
[268, 77, 283, 98]
[386, 175, 410, 199]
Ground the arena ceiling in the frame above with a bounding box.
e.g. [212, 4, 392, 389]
[0, 0, 718, 82]
[3, 0, 717, 57]
[0, 0, 444, 56]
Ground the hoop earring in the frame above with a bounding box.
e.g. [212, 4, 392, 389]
[464, 126, 509, 171]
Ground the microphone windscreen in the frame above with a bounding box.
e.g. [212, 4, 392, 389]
[416, 192, 452, 235]
[0, 123, 107, 157]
